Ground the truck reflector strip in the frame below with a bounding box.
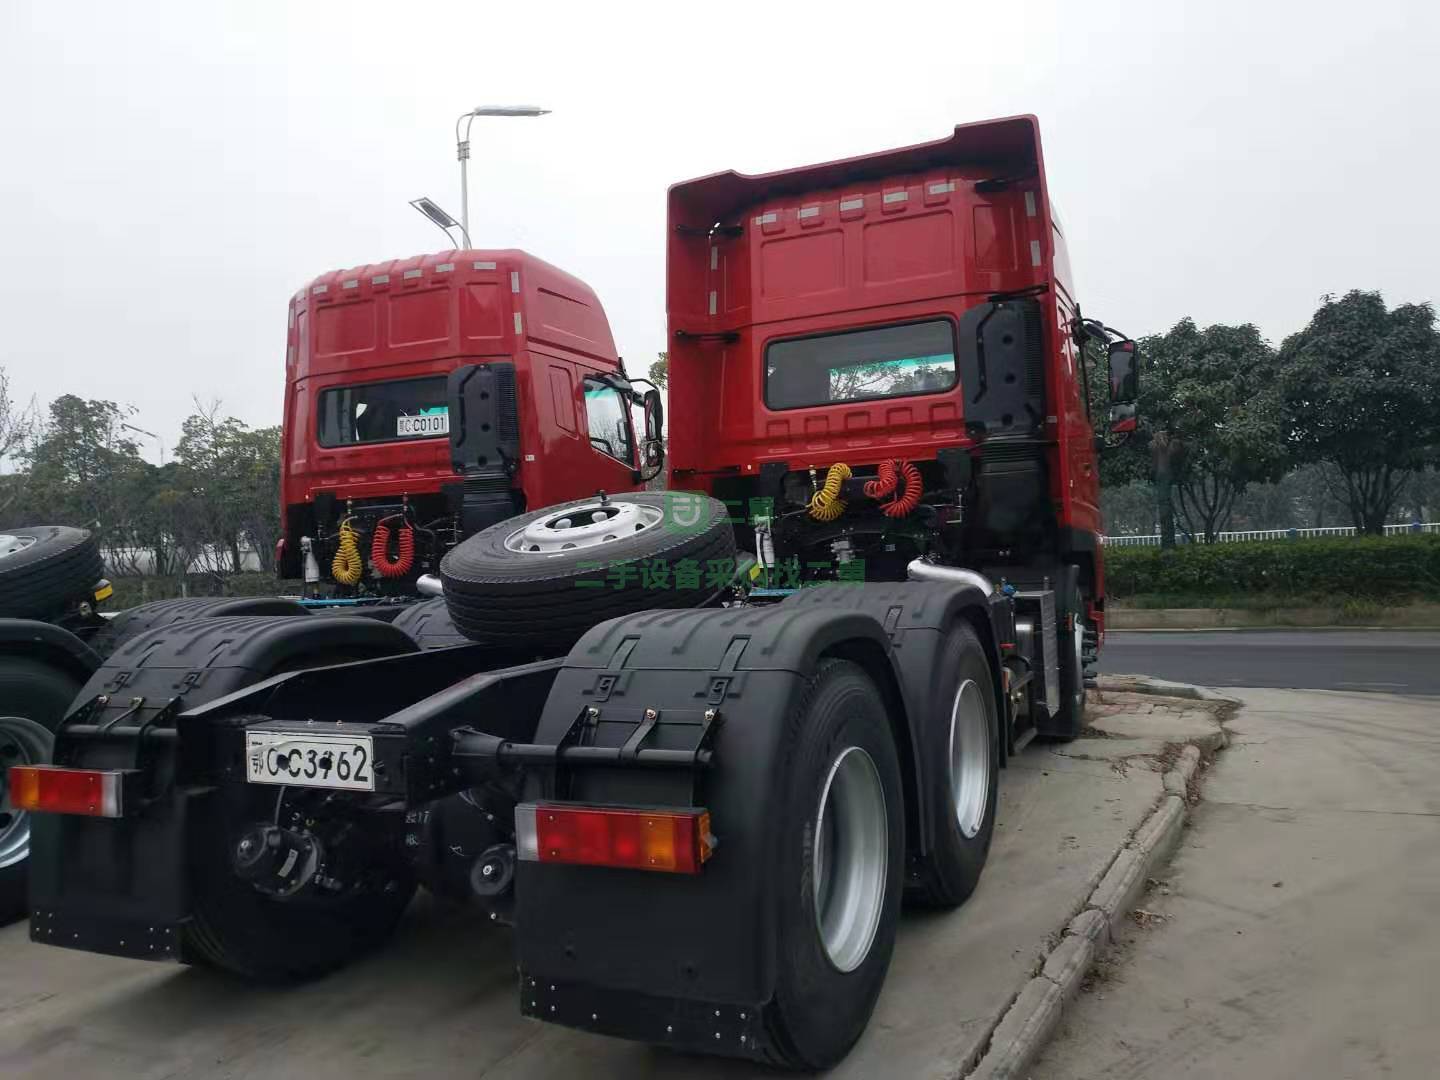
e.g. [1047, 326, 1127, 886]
[7, 765, 125, 818]
[1030, 240, 1042, 266]
[515, 803, 714, 874]
[435, 262, 454, 273]
[511, 271, 521, 293]
[882, 191, 908, 204]
[753, 211, 777, 226]
[1025, 191, 1037, 217]
[840, 197, 864, 212]
[342, 279, 359, 290]
[514, 313, 524, 334]
[403, 268, 423, 279]
[798, 206, 820, 219]
[371, 274, 390, 285]
[474, 260, 497, 270]
[927, 181, 956, 195]
[312, 284, 328, 294]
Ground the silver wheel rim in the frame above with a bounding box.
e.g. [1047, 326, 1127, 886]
[1071, 612, 1085, 710]
[503, 501, 664, 555]
[813, 746, 888, 973]
[0, 534, 37, 562]
[948, 679, 991, 838]
[0, 715, 54, 871]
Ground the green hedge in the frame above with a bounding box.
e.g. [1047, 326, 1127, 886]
[1104, 535, 1440, 600]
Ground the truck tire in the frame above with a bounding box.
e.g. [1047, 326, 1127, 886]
[1039, 573, 1087, 740]
[909, 622, 1000, 908]
[760, 659, 905, 1070]
[0, 657, 82, 923]
[87, 596, 309, 660]
[440, 493, 736, 649]
[390, 597, 469, 650]
[0, 526, 103, 619]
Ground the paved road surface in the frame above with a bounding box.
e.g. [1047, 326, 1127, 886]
[1033, 687, 1440, 1080]
[1101, 629, 1440, 695]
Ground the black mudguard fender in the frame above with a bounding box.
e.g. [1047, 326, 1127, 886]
[513, 602, 901, 1023]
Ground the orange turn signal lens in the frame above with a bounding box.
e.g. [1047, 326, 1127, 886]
[515, 803, 714, 874]
[6, 765, 125, 818]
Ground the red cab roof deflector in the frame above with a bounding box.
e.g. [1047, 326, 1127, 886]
[667, 114, 1041, 226]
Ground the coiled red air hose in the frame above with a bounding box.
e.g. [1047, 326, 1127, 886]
[371, 518, 416, 578]
[864, 459, 922, 518]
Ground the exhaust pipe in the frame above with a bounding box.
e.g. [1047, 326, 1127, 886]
[905, 558, 994, 596]
[416, 574, 444, 597]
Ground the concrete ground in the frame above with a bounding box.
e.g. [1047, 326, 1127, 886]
[1032, 687, 1440, 1080]
[0, 692, 1221, 1080]
[1103, 629, 1440, 695]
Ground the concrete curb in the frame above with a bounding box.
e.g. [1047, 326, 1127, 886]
[963, 686, 1228, 1080]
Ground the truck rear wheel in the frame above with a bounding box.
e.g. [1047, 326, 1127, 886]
[440, 493, 736, 650]
[909, 622, 1000, 908]
[760, 659, 904, 1071]
[0, 658, 81, 923]
[0, 526, 103, 619]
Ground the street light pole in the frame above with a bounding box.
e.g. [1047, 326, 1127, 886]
[455, 105, 550, 246]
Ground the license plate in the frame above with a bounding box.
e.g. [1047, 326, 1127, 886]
[396, 412, 449, 437]
[245, 732, 375, 791]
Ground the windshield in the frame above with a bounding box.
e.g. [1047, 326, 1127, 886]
[764, 319, 958, 410]
[317, 375, 450, 447]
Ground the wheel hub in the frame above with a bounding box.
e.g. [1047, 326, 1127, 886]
[0, 534, 37, 562]
[0, 715, 55, 872]
[813, 746, 888, 972]
[503, 501, 664, 555]
[948, 679, 991, 838]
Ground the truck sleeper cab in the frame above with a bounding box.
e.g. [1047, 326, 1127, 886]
[279, 249, 655, 594]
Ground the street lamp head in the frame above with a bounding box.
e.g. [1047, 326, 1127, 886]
[409, 196, 461, 230]
[470, 104, 550, 117]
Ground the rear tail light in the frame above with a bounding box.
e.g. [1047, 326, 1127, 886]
[515, 803, 714, 874]
[7, 766, 127, 818]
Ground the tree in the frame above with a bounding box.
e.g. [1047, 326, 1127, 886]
[1277, 291, 1440, 534]
[16, 395, 148, 565]
[174, 400, 281, 573]
[1124, 320, 1289, 544]
[648, 352, 668, 389]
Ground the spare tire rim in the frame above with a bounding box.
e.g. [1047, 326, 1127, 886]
[813, 745, 888, 973]
[503, 501, 665, 555]
[0, 534, 37, 561]
[948, 678, 991, 839]
[0, 715, 55, 871]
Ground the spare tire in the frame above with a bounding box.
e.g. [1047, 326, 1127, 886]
[440, 492, 735, 649]
[0, 526, 104, 618]
[87, 595, 310, 660]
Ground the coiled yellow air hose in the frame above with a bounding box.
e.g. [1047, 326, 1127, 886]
[807, 463, 852, 522]
[331, 517, 365, 585]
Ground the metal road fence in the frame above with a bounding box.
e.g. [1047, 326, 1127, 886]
[1101, 522, 1440, 547]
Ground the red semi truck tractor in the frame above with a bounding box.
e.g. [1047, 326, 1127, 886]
[276, 248, 663, 597]
[19, 116, 1139, 1070]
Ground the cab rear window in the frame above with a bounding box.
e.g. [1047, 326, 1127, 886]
[317, 376, 449, 447]
[764, 319, 957, 410]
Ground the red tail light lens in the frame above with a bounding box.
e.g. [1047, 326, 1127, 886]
[515, 803, 714, 874]
[7, 766, 126, 818]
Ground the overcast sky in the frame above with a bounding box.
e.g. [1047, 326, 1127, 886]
[2, 1, 1436, 458]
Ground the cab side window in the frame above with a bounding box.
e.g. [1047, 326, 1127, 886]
[582, 377, 634, 464]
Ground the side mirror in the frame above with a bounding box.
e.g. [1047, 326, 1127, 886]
[641, 389, 665, 470]
[1108, 340, 1139, 404]
[642, 389, 664, 443]
[1107, 340, 1139, 435]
